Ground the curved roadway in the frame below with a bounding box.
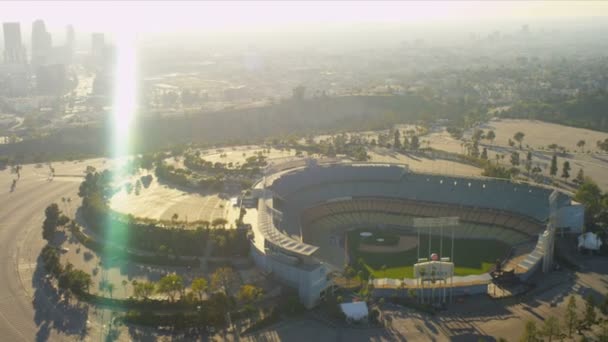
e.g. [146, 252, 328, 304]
[0, 160, 106, 341]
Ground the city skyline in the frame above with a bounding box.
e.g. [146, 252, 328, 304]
[1, 1, 607, 35]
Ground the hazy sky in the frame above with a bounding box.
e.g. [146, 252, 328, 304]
[2, 1, 608, 34]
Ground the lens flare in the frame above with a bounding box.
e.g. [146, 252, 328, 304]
[111, 33, 138, 159]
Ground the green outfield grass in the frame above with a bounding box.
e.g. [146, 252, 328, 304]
[348, 229, 510, 279]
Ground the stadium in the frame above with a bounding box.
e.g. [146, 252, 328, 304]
[248, 161, 585, 308]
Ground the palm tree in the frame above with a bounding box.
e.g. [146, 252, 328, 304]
[577, 140, 586, 153]
[107, 283, 115, 298]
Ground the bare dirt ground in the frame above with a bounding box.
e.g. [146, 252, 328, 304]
[481, 119, 608, 153]
[473, 119, 608, 191]
[109, 175, 235, 224]
[359, 235, 418, 253]
[368, 148, 482, 177]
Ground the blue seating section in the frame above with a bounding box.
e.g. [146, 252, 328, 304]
[270, 165, 570, 234]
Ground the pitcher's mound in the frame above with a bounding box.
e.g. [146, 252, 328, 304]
[359, 235, 418, 253]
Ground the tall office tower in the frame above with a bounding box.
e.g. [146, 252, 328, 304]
[3, 22, 26, 64]
[65, 25, 75, 63]
[31, 20, 53, 66]
[91, 33, 105, 57]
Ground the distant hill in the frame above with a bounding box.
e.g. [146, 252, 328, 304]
[0, 95, 471, 163]
[498, 91, 608, 132]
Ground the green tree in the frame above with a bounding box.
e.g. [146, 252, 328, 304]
[106, 282, 115, 298]
[550, 155, 558, 177]
[486, 130, 496, 144]
[191, 277, 208, 301]
[520, 320, 540, 342]
[481, 147, 488, 160]
[525, 152, 533, 174]
[410, 136, 420, 150]
[212, 218, 228, 228]
[157, 274, 184, 302]
[562, 161, 571, 182]
[393, 130, 401, 149]
[510, 151, 520, 167]
[565, 295, 578, 337]
[577, 139, 586, 152]
[584, 294, 597, 327]
[575, 168, 585, 184]
[210, 267, 239, 298]
[472, 129, 484, 142]
[513, 131, 525, 149]
[237, 284, 262, 304]
[134, 281, 155, 300]
[42, 203, 61, 242]
[134, 180, 142, 195]
[541, 316, 560, 342]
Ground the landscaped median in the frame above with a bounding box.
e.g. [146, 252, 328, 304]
[68, 221, 201, 267]
[39, 243, 275, 331]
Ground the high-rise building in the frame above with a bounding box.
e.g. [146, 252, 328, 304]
[31, 19, 53, 66]
[3, 22, 26, 64]
[91, 32, 105, 57]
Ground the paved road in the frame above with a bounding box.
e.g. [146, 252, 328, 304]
[0, 161, 111, 341]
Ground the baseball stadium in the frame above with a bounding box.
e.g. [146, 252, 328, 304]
[248, 161, 585, 308]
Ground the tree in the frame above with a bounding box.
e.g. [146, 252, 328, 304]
[237, 284, 262, 304]
[191, 277, 208, 301]
[134, 179, 142, 195]
[393, 130, 401, 149]
[122, 279, 128, 296]
[106, 282, 115, 298]
[575, 168, 585, 184]
[134, 281, 155, 300]
[157, 274, 184, 302]
[356, 270, 364, 287]
[210, 267, 239, 298]
[562, 161, 571, 182]
[211, 218, 228, 228]
[541, 316, 560, 342]
[584, 294, 597, 327]
[550, 155, 558, 177]
[577, 140, 586, 153]
[599, 138, 608, 152]
[171, 213, 179, 223]
[510, 151, 520, 167]
[472, 129, 484, 142]
[565, 296, 577, 337]
[520, 320, 540, 342]
[470, 141, 480, 158]
[42, 203, 61, 242]
[410, 136, 420, 150]
[525, 152, 533, 174]
[486, 130, 496, 144]
[481, 148, 488, 160]
[513, 132, 525, 149]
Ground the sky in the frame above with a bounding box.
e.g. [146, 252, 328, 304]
[2, 1, 608, 35]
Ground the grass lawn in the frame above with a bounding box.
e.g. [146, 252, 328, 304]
[348, 229, 510, 279]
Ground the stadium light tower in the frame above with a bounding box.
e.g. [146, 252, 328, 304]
[412, 217, 459, 304]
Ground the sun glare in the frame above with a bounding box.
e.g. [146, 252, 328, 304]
[111, 32, 138, 160]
